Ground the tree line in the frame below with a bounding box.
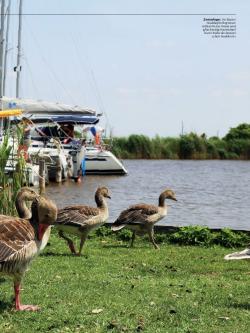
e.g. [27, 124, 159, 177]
[110, 123, 250, 160]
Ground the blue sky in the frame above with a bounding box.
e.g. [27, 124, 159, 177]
[5, 0, 250, 137]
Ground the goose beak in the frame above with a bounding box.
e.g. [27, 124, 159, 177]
[172, 197, 177, 201]
[107, 195, 111, 199]
[38, 224, 49, 241]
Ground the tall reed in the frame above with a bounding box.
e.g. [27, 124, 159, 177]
[111, 123, 250, 160]
[0, 125, 28, 216]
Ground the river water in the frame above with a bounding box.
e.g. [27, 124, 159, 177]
[46, 160, 250, 231]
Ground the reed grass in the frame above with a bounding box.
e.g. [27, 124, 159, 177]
[0, 125, 28, 216]
[111, 123, 250, 160]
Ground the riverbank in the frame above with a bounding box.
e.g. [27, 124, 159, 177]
[0, 233, 249, 333]
[110, 123, 250, 160]
[101, 225, 250, 247]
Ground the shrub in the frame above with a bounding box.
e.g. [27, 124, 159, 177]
[169, 226, 213, 246]
[213, 228, 249, 248]
[96, 225, 249, 248]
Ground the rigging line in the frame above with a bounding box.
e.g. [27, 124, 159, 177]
[70, 31, 111, 129]
[69, 32, 91, 106]
[89, 68, 111, 127]
[22, 17, 76, 104]
[17, 15, 60, 101]
[22, 56, 40, 97]
[70, 32, 102, 108]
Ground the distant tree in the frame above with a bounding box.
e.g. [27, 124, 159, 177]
[223, 123, 250, 158]
[224, 123, 250, 141]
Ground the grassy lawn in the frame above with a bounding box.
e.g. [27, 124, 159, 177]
[0, 231, 249, 333]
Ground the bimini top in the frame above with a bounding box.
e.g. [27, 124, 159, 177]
[0, 96, 98, 116]
[1, 96, 100, 125]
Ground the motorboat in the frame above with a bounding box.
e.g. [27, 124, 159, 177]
[85, 145, 127, 175]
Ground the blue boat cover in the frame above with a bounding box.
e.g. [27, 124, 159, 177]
[12, 114, 99, 125]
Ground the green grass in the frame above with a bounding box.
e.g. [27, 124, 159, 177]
[0, 232, 249, 333]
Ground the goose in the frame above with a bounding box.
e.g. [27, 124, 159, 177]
[111, 189, 177, 249]
[224, 247, 250, 260]
[0, 193, 57, 311]
[55, 186, 111, 255]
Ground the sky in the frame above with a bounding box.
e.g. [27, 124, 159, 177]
[4, 0, 250, 137]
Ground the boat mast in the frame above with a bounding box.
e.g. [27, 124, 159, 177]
[0, 0, 5, 100]
[0, 0, 5, 131]
[3, 0, 10, 96]
[16, 0, 23, 98]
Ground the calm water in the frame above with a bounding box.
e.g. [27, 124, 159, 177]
[46, 160, 250, 231]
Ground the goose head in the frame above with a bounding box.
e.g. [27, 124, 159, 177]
[31, 196, 58, 240]
[159, 189, 177, 207]
[17, 187, 39, 201]
[15, 187, 40, 219]
[162, 189, 177, 201]
[96, 186, 111, 199]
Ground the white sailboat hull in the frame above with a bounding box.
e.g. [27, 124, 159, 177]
[85, 147, 127, 175]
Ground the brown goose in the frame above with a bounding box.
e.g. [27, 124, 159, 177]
[0, 194, 57, 311]
[55, 186, 111, 255]
[224, 247, 250, 260]
[111, 189, 177, 249]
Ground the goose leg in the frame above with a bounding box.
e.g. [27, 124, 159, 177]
[130, 231, 136, 247]
[14, 282, 39, 311]
[78, 232, 88, 256]
[148, 228, 159, 249]
[58, 231, 76, 254]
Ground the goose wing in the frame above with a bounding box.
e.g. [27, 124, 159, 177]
[0, 216, 35, 262]
[56, 205, 100, 227]
[113, 204, 158, 227]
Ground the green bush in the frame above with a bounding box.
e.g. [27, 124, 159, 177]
[99, 225, 250, 248]
[169, 226, 213, 246]
[213, 228, 249, 248]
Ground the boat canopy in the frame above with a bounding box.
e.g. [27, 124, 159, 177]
[1, 96, 100, 125]
[0, 96, 97, 116]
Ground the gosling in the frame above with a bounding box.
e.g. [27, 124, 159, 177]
[111, 189, 177, 249]
[55, 186, 111, 255]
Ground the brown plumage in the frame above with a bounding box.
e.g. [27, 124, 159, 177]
[111, 189, 177, 249]
[55, 186, 111, 255]
[0, 189, 57, 311]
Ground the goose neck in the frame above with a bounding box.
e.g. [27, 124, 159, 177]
[16, 196, 31, 219]
[95, 193, 107, 209]
[158, 193, 166, 207]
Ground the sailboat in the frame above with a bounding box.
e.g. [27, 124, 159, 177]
[0, 1, 127, 180]
[2, 96, 128, 177]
